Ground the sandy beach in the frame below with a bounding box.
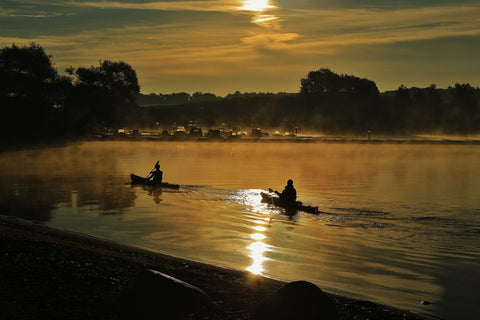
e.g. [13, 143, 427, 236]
[1, 215, 433, 320]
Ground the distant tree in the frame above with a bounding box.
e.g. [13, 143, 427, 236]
[166, 92, 191, 104]
[447, 83, 479, 133]
[408, 84, 443, 131]
[395, 85, 411, 105]
[449, 83, 476, 109]
[300, 68, 336, 95]
[190, 92, 217, 103]
[300, 68, 379, 97]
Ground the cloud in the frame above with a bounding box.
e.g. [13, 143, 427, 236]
[0, 2, 69, 18]
[283, 4, 480, 50]
[64, 0, 241, 12]
[2, 1, 479, 94]
[241, 32, 300, 50]
[0, 10, 64, 18]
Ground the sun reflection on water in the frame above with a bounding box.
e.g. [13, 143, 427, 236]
[247, 221, 271, 275]
[250, 232, 266, 241]
[227, 188, 273, 275]
[246, 240, 270, 275]
[252, 225, 267, 232]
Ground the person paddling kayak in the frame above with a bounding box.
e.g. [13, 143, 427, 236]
[146, 161, 163, 183]
[271, 179, 297, 205]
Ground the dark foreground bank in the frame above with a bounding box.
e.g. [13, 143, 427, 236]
[1, 216, 433, 320]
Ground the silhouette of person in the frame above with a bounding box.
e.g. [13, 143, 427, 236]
[276, 179, 297, 204]
[147, 161, 163, 183]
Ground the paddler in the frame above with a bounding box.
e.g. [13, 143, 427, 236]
[147, 161, 163, 183]
[275, 179, 297, 204]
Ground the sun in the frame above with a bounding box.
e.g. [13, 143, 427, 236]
[240, 0, 275, 12]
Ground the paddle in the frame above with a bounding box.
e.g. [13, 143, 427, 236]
[146, 161, 159, 180]
[268, 188, 281, 197]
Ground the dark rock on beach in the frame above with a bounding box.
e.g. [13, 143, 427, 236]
[0, 215, 434, 320]
[120, 269, 211, 319]
[257, 280, 338, 320]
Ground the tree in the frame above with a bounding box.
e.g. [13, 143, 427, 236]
[191, 92, 217, 103]
[450, 83, 476, 110]
[300, 68, 337, 95]
[447, 83, 479, 133]
[0, 43, 57, 99]
[68, 60, 140, 130]
[300, 68, 379, 97]
[0, 43, 68, 142]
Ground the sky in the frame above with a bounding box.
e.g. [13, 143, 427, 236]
[1, 0, 480, 96]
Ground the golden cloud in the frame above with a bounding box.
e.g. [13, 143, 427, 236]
[64, 0, 241, 12]
[241, 32, 300, 49]
[285, 5, 480, 48]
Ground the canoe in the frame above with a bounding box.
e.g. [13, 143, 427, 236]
[130, 174, 180, 189]
[260, 191, 319, 214]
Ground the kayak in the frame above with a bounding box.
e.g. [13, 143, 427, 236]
[260, 191, 319, 214]
[130, 174, 180, 189]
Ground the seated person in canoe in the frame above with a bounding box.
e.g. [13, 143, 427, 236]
[147, 161, 163, 183]
[272, 179, 297, 204]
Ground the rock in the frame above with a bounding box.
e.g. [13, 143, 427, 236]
[257, 280, 338, 320]
[120, 269, 210, 319]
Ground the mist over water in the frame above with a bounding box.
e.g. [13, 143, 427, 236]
[1, 141, 480, 320]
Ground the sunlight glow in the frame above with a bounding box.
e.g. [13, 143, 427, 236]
[246, 241, 270, 275]
[240, 0, 275, 12]
[253, 219, 269, 225]
[232, 189, 269, 213]
[238, 1, 279, 29]
[252, 225, 267, 232]
[228, 188, 272, 275]
[250, 232, 267, 241]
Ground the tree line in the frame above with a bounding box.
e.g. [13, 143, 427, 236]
[1, 43, 479, 148]
[1, 43, 139, 147]
[135, 69, 480, 135]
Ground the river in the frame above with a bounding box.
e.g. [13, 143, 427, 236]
[1, 141, 479, 319]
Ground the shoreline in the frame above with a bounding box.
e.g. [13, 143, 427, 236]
[94, 134, 480, 145]
[2, 135, 479, 154]
[1, 215, 434, 319]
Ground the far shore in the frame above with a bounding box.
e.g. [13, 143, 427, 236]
[2, 133, 479, 153]
[94, 132, 480, 145]
[1, 215, 434, 320]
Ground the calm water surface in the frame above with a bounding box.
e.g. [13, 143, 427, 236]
[1, 141, 479, 319]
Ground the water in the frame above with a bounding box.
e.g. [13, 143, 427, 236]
[1, 141, 479, 319]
